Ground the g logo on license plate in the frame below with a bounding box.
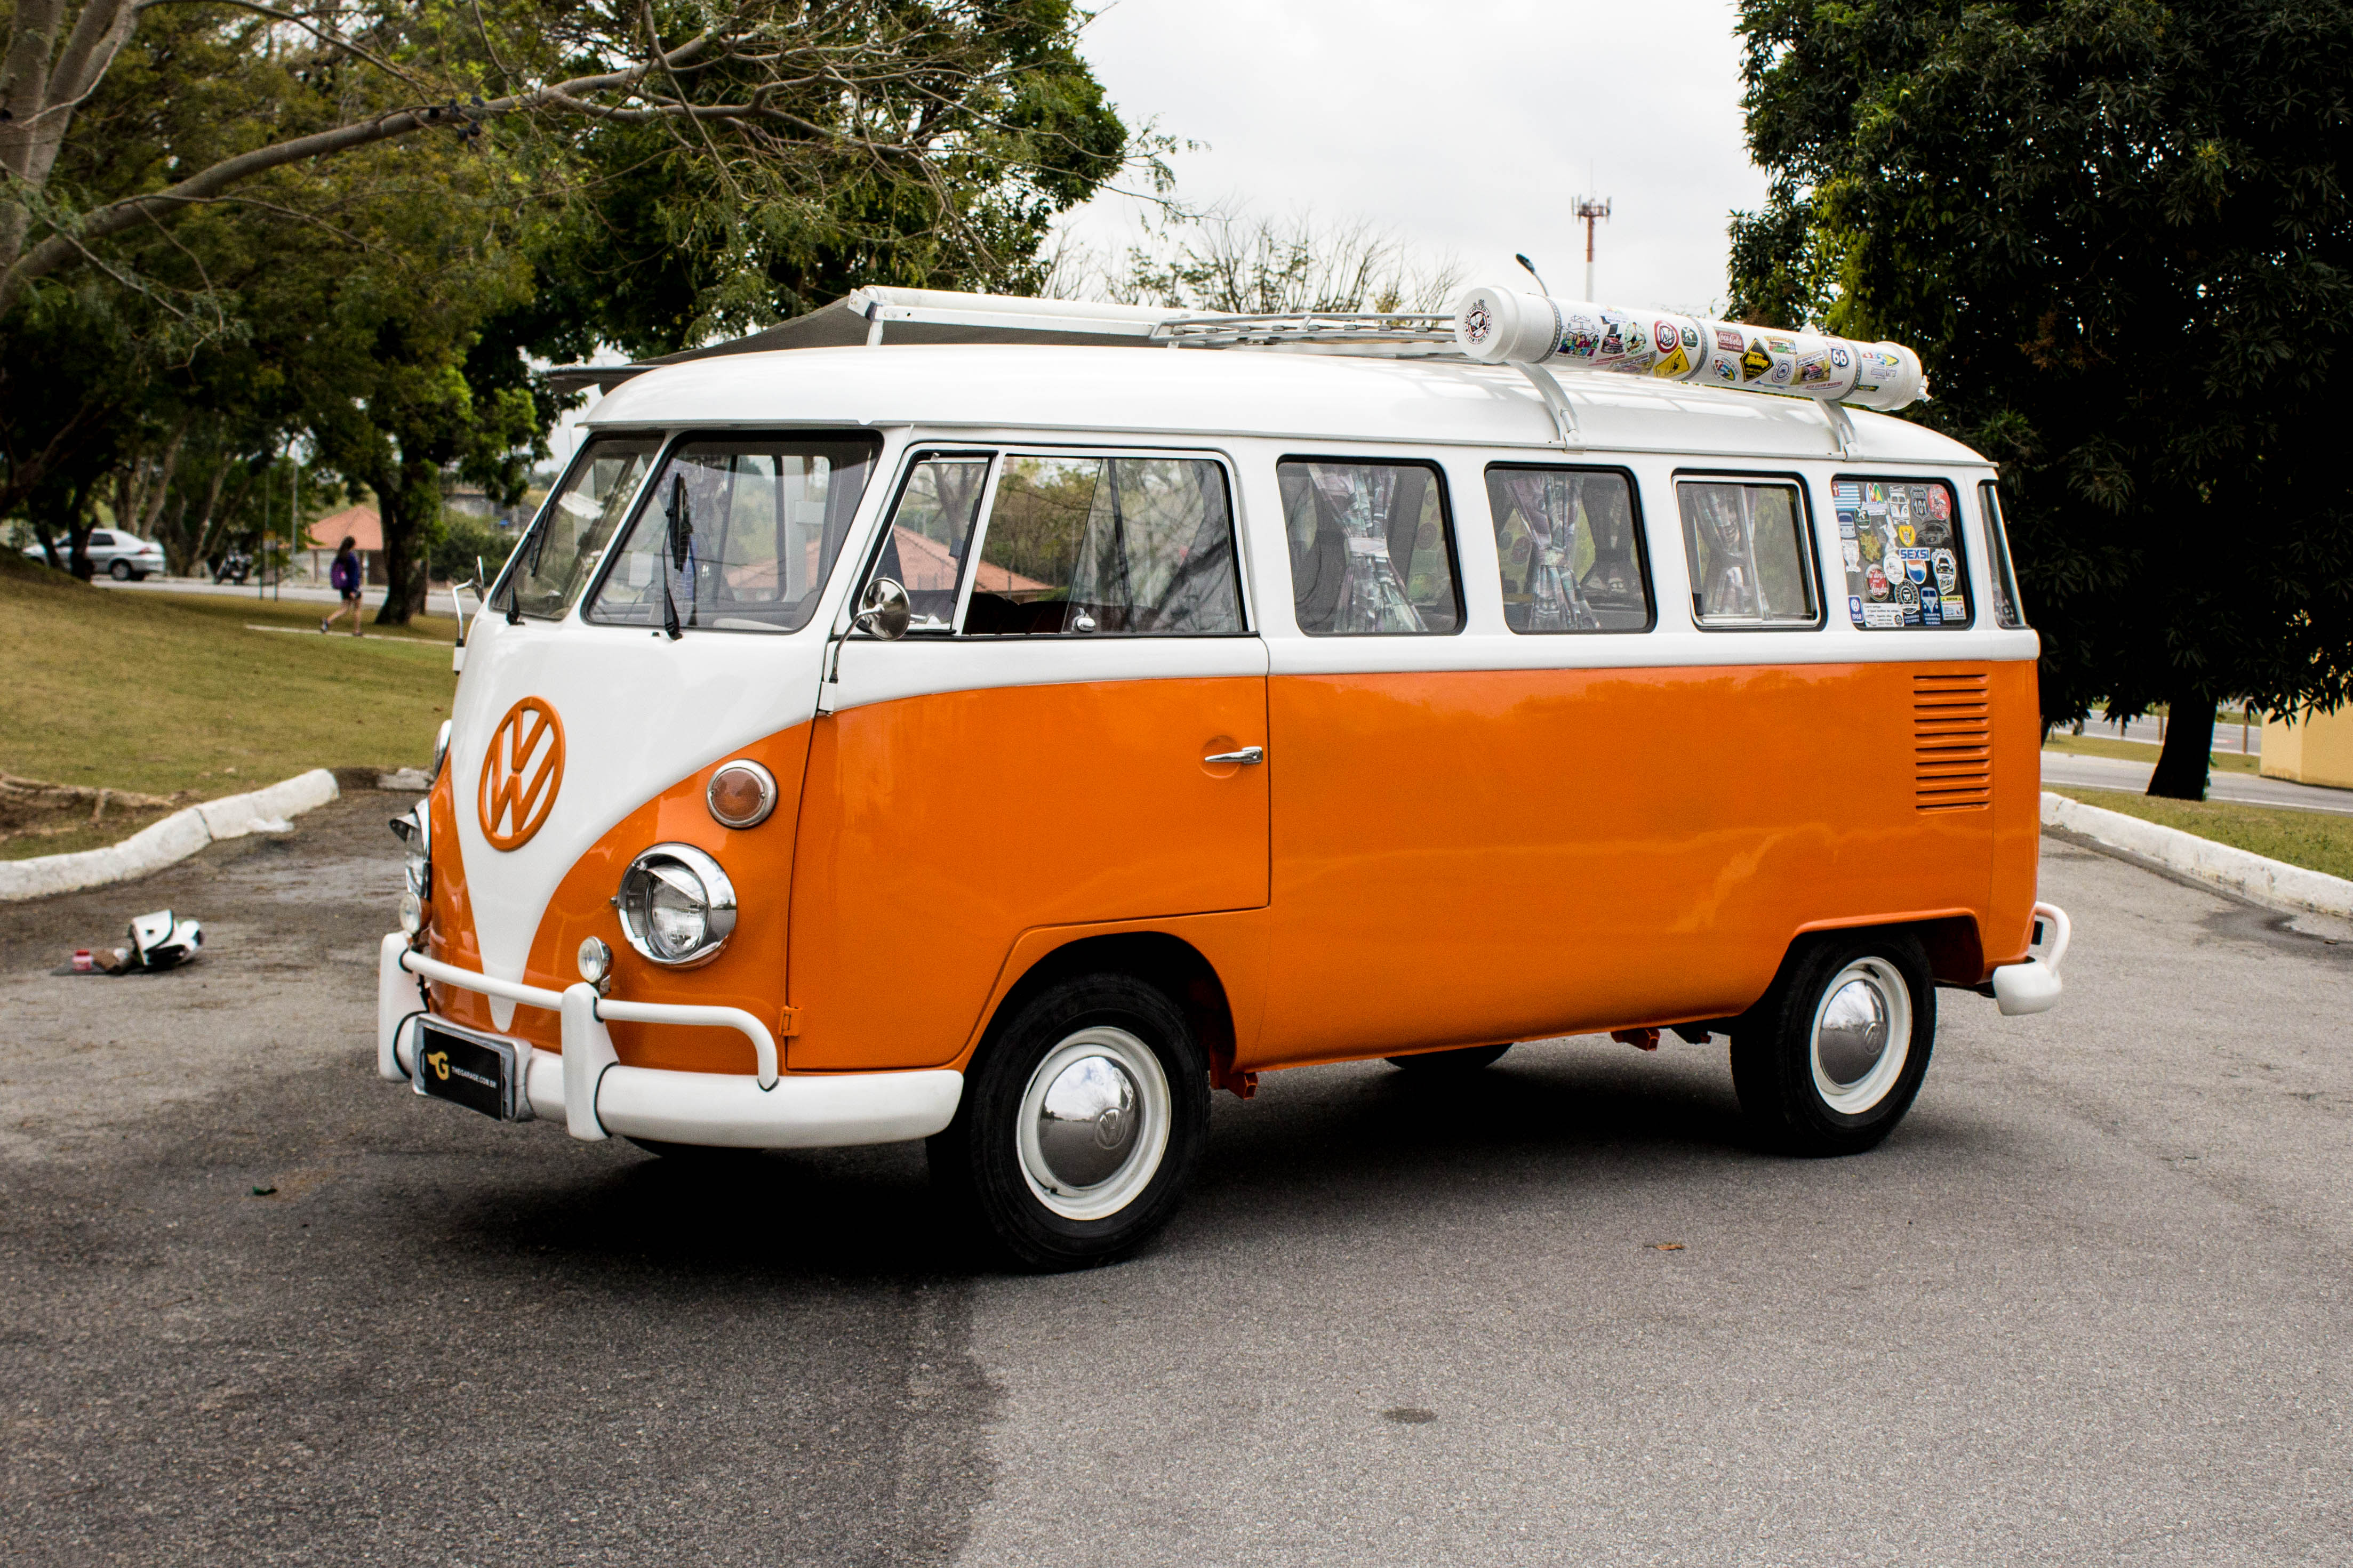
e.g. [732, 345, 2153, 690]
[478, 697, 564, 850]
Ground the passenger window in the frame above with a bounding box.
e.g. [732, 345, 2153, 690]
[1484, 466, 1653, 632]
[1676, 478, 1819, 626]
[962, 455, 1242, 637]
[587, 435, 879, 633]
[1979, 481, 2029, 628]
[1832, 477, 1972, 629]
[1278, 459, 1461, 636]
[865, 455, 990, 633]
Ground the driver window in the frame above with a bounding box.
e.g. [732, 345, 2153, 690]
[962, 454, 1242, 637]
[864, 455, 990, 634]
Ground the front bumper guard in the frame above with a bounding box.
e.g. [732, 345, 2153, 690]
[1989, 901, 2070, 1017]
[376, 934, 961, 1148]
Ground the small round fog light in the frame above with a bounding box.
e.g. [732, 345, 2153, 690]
[577, 936, 612, 989]
[398, 890, 425, 937]
[706, 760, 777, 830]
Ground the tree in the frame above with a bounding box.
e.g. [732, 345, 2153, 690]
[2, 0, 1147, 334]
[1055, 207, 1464, 315]
[5, 1, 1142, 617]
[1730, 0, 2353, 799]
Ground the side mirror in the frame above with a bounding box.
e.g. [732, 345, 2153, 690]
[852, 576, 911, 640]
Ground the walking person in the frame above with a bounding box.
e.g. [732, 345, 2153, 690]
[321, 537, 366, 636]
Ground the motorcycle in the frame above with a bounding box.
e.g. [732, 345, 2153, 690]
[211, 549, 253, 585]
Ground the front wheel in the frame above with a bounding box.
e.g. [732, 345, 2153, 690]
[1730, 933, 1934, 1156]
[931, 973, 1207, 1271]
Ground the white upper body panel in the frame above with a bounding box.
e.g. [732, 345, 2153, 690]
[585, 344, 1989, 468]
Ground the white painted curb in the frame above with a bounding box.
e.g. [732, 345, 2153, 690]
[0, 768, 340, 903]
[2043, 790, 2353, 919]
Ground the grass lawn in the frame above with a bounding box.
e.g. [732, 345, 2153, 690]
[2054, 786, 2353, 882]
[2043, 732, 2260, 774]
[2, 558, 455, 858]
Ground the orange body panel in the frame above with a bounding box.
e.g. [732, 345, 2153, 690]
[426, 725, 814, 1072]
[424, 658, 2040, 1081]
[1984, 660, 2044, 966]
[1251, 660, 2012, 1068]
[786, 677, 1270, 1071]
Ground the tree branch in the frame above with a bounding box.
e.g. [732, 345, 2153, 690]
[0, 30, 725, 315]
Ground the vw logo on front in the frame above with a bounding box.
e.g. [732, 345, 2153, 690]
[478, 697, 565, 850]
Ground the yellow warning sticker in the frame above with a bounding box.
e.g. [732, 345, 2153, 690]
[1741, 343, 1774, 381]
[1651, 346, 1691, 378]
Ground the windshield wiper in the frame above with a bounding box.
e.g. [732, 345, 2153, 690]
[659, 475, 689, 641]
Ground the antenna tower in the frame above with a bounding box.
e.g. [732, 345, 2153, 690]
[1573, 195, 1612, 300]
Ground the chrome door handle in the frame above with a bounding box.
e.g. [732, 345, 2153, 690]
[1203, 746, 1264, 766]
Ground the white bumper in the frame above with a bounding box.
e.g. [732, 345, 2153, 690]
[376, 934, 962, 1148]
[1989, 901, 2070, 1017]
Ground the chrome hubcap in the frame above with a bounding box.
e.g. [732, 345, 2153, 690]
[1035, 1054, 1140, 1189]
[1808, 958, 1912, 1115]
[1015, 1026, 1170, 1221]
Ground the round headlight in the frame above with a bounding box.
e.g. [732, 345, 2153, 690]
[399, 890, 425, 936]
[612, 845, 736, 968]
[577, 936, 612, 987]
[706, 760, 777, 830]
[390, 805, 431, 899]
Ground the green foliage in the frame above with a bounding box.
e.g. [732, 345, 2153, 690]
[506, 2, 1134, 358]
[1731, 0, 2353, 734]
[431, 513, 518, 585]
[2, 1, 1136, 613]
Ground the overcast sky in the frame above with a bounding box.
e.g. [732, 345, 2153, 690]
[1060, 0, 1768, 317]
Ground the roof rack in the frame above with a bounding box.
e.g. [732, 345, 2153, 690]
[545, 288, 1464, 391]
[1147, 311, 1456, 350]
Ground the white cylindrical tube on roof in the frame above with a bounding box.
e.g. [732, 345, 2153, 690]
[1451, 283, 1926, 411]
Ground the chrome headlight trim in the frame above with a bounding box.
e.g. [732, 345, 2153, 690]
[612, 843, 737, 968]
[390, 805, 431, 900]
[705, 759, 778, 830]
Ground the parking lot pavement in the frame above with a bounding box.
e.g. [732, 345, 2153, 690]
[4, 807, 2351, 1566]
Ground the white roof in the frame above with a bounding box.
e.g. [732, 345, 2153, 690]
[585, 344, 1988, 467]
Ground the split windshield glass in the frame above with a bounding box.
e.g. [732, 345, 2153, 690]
[499, 435, 662, 620]
[586, 433, 882, 634]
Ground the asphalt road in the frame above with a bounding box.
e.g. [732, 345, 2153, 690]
[2041, 749, 2353, 816]
[5, 799, 2352, 1566]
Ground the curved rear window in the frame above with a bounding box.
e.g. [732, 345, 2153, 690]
[587, 433, 882, 634]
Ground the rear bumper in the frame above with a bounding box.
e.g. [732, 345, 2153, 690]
[375, 934, 962, 1148]
[1989, 900, 2070, 1017]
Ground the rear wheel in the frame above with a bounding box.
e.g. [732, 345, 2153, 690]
[931, 972, 1207, 1271]
[108, 560, 132, 581]
[1730, 933, 1934, 1156]
[1384, 1043, 1511, 1075]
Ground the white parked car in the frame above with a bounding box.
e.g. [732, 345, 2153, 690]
[19, 528, 166, 580]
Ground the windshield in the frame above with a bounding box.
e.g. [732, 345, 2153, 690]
[499, 435, 662, 619]
[586, 434, 881, 634]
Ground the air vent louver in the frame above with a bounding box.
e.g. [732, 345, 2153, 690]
[1915, 672, 1992, 811]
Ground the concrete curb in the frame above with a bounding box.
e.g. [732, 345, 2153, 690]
[0, 768, 340, 903]
[2043, 789, 2353, 919]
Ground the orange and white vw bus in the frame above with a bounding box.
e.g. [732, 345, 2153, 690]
[378, 286, 2068, 1268]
